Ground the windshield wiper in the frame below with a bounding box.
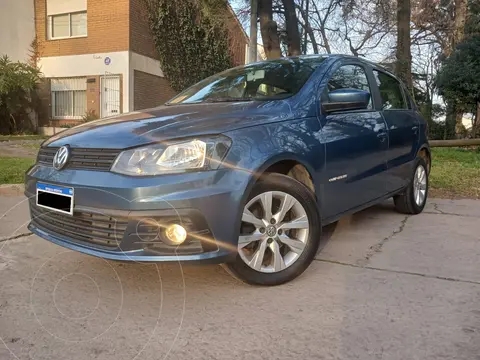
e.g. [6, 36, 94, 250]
[204, 97, 254, 103]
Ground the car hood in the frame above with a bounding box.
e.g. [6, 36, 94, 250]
[44, 101, 292, 148]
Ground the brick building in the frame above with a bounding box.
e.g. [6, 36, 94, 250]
[34, 0, 248, 126]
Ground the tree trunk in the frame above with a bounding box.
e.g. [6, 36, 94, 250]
[430, 139, 480, 147]
[396, 0, 413, 92]
[302, 0, 309, 54]
[297, 2, 319, 54]
[308, 29, 319, 54]
[310, 0, 332, 54]
[425, 89, 433, 128]
[455, 113, 464, 136]
[473, 102, 480, 138]
[445, 103, 457, 139]
[282, 0, 301, 56]
[258, 0, 282, 59]
[454, 0, 468, 136]
[454, 0, 468, 45]
[320, 28, 331, 54]
[249, 0, 258, 63]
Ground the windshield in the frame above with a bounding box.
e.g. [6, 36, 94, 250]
[168, 57, 326, 104]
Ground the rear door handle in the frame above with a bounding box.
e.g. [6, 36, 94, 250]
[412, 126, 419, 134]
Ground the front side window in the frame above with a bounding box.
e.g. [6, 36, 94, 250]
[373, 70, 407, 110]
[48, 11, 87, 39]
[168, 57, 326, 104]
[326, 64, 372, 109]
[51, 78, 87, 119]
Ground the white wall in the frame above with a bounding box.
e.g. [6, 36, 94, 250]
[38, 51, 131, 112]
[130, 52, 164, 77]
[38, 51, 167, 113]
[0, 0, 35, 62]
[47, 0, 86, 15]
[129, 51, 165, 110]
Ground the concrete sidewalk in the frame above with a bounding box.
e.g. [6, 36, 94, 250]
[0, 196, 479, 360]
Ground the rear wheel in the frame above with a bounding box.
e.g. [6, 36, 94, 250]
[394, 158, 429, 214]
[225, 173, 321, 286]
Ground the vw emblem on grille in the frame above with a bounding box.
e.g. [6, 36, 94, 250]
[53, 145, 70, 170]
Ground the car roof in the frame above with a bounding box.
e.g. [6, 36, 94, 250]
[298, 54, 394, 74]
[256, 54, 396, 78]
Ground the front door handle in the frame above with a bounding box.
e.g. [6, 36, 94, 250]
[377, 130, 387, 142]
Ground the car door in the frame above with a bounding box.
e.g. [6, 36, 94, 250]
[372, 70, 420, 192]
[319, 62, 389, 218]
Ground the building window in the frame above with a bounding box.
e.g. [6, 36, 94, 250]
[48, 11, 87, 39]
[51, 78, 87, 119]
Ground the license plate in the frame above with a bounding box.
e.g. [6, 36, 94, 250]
[36, 183, 74, 215]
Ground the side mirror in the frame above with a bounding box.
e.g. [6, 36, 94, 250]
[322, 89, 370, 114]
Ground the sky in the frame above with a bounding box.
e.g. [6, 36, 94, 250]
[228, 0, 393, 63]
[228, 0, 450, 112]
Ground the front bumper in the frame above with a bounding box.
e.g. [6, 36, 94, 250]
[25, 164, 252, 263]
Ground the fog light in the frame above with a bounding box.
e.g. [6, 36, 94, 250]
[164, 224, 187, 245]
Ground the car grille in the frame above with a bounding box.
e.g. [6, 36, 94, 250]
[37, 147, 121, 171]
[30, 202, 128, 249]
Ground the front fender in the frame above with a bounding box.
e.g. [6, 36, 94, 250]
[224, 118, 324, 203]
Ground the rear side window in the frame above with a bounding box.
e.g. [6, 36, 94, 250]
[402, 86, 414, 109]
[373, 70, 407, 110]
[327, 64, 372, 109]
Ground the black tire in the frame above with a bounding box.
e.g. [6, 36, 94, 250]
[225, 173, 321, 286]
[394, 158, 429, 214]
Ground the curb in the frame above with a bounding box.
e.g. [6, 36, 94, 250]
[0, 184, 25, 197]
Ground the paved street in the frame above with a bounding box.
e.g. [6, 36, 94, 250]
[0, 196, 479, 360]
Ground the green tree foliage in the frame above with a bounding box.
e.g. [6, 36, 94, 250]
[436, 35, 480, 113]
[428, 104, 448, 140]
[466, 0, 480, 36]
[0, 56, 41, 134]
[146, 0, 232, 92]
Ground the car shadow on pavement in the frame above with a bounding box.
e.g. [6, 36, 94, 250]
[317, 200, 396, 254]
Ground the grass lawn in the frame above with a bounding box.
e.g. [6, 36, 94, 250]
[20, 142, 41, 150]
[0, 135, 48, 142]
[0, 157, 35, 184]
[430, 148, 480, 199]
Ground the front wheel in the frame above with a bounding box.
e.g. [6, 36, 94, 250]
[394, 158, 429, 214]
[225, 173, 321, 286]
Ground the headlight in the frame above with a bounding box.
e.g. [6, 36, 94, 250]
[111, 136, 231, 176]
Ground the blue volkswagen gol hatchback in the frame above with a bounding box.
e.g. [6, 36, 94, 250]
[26, 55, 430, 285]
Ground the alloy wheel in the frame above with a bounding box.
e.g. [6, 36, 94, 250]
[413, 165, 427, 206]
[238, 191, 309, 273]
